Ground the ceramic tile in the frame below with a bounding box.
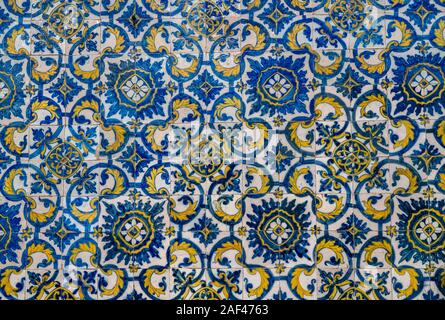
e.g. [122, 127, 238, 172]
[0, 0, 445, 300]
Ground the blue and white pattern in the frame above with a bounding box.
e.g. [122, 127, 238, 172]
[0, 0, 444, 300]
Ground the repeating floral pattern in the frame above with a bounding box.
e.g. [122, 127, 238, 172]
[0, 0, 445, 300]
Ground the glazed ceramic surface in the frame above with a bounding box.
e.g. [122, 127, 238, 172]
[0, 0, 444, 300]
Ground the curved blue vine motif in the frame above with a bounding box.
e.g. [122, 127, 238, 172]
[0, 0, 444, 301]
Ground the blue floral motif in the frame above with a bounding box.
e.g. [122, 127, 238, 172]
[45, 217, 80, 250]
[49, 73, 82, 104]
[334, 65, 368, 99]
[0, 203, 22, 264]
[396, 199, 445, 264]
[118, 142, 155, 179]
[126, 290, 146, 300]
[247, 198, 311, 263]
[406, 0, 439, 32]
[258, 0, 294, 34]
[392, 53, 445, 115]
[189, 69, 223, 104]
[102, 198, 165, 265]
[0, 60, 25, 119]
[412, 141, 442, 174]
[106, 59, 167, 119]
[338, 215, 370, 247]
[265, 141, 293, 173]
[0, 9, 13, 33]
[246, 56, 308, 116]
[118, 3, 151, 37]
[356, 24, 384, 48]
[190, 217, 219, 245]
[0, 150, 12, 172]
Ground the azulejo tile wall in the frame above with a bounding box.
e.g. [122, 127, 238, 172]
[0, 0, 444, 301]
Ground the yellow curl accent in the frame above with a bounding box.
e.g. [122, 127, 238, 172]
[245, 268, 270, 298]
[358, 93, 386, 118]
[106, 0, 125, 11]
[146, 0, 168, 11]
[245, 122, 269, 150]
[388, 20, 413, 48]
[438, 173, 445, 191]
[144, 166, 169, 196]
[246, 0, 262, 10]
[356, 51, 387, 75]
[287, 23, 307, 51]
[71, 197, 99, 223]
[288, 121, 314, 148]
[28, 198, 56, 224]
[101, 168, 125, 195]
[315, 95, 345, 119]
[291, 267, 316, 298]
[27, 243, 55, 268]
[390, 119, 415, 149]
[2, 168, 26, 196]
[362, 196, 391, 220]
[314, 54, 342, 76]
[100, 123, 126, 153]
[212, 196, 243, 223]
[316, 195, 344, 222]
[171, 98, 201, 122]
[98, 269, 125, 297]
[143, 268, 168, 297]
[0, 269, 23, 298]
[168, 196, 198, 222]
[244, 167, 270, 195]
[30, 57, 58, 82]
[213, 59, 240, 78]
[145, 26, 169, 54]
[31, 99, 59, 123]
[289, 168, 314, 195]
[290, 0, 308, 10]
[6, 27, 29, 56]
[72, 99, 100, 122]
[393, 168, 418, 194]
[170, 55, 198, 78]
[7, 0, 25, 13]
[433, 20, 445, 47]
[241, 24, 266, 55]
[70, 242, 97, 266]
[102, 27, 126, 54]
[144, 125, 169, 153]
[73, 56, 100, 80]
[393, 268, 420, 298]
[170, 241, 199, 265]
[214, 240, 244, 266]
[4, 126, 28, 155]
[363, 240, 392, 266]
[214, 96, 242, 121]
[316, 239, 344, 265]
